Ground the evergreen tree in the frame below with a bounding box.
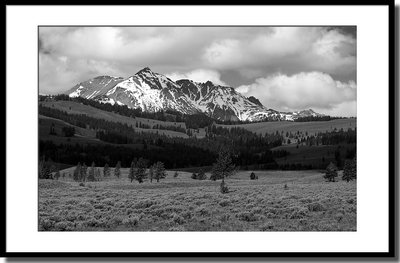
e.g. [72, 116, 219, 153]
[211, 147, 236, 194]
[96, 168, 101, 181]
[87, 162, 96, 182]
[81, 163, 88, 182]
[73, 162, 81, 181]
[103, 163, 110, 177]
[152, 161, 166, 182]
[129, 161, 135, 183]
[342, 157, 356, 182]
[54, 170, 60, 180]
[134, 158, 147, 183]
[210, 147, 236, 182]
[38, 156, 52, 179]
[324, 162, 338, 182]
[149, 166, 154, 183]
[114, 161, 121, 178]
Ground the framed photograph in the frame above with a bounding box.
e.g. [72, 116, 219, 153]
[5, 2, 395, 257]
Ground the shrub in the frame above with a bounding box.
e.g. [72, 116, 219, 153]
[168, 226, 186, 231]
[122, 216, 139, 227]
[197, 170, 207, 180]
[250, 172, 256, 180]
[54, 221, 75, 231]
[218, 200, 230, 207]
[220, 180, 229, 194]
[172, 213, 186, 225]
[39, 219, 55, 230]
[307, 202, 326, 212]
[192, 170, 207, 180]
[289, 207, 309, 219]
[181, 211, 192, 220]
[260, 221, 274, 231]
[335, 212, 344, 222]
[134, 200, 156, 209]
[218, 213, 230, 222]
[195, 206, 210, 216]
[237, 212, 257, 222]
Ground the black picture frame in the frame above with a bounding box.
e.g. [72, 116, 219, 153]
[3, 2, 396, 258]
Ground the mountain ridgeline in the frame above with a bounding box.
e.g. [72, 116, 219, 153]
[66, 67, 325, 122]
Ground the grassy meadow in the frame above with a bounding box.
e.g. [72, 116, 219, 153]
[39, 169, 356, 231]
[217, 118, 356, 137]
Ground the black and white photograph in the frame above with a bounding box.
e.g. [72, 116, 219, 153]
[38, 26, 358, 232]
[5, 3, 394, 256]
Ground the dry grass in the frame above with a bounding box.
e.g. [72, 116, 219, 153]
[39, 169, 356, 231]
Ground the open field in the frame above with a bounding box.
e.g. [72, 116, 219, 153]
[217, 118, 356, 136]
[40, 101, 188, 138]
[39, 169, 356, 231]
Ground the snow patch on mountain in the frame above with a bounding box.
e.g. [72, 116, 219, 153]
[67, 67, 325, 122]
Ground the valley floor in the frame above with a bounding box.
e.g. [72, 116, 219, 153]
[39, 170, 356, 231]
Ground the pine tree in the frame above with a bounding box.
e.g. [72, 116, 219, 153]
[129, 161, 135, 183]
[149, 166, 154, 183]
[114, 161, 121, 178]
[342, 157, 356, 182]
[73, 162, 81, 181]
[96, 168, 101, 181]
[134, 158, 147, 183]
[87, 162, 96, 182]
[54, 170, 60, 180]
[38, 156, 52, 179]
[81, 163, 88, 182]
[211, 147, 236, 194]
[210, 147, 236, 182]
[152, 161, 166, 183]
[324, 162, 338, 182]
[103, 163, 110, 177]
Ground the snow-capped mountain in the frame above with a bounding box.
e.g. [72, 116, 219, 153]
[66, 67, 324, 122]
[66, 75, 125, 99]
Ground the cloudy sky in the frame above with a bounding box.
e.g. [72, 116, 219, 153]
[39, 26, 356, 117]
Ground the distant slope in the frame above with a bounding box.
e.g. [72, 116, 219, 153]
[217, 118, 356, 136]
[40, 101, 189, 138]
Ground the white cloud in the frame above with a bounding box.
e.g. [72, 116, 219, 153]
[166, 69, 227, 86]
[236, 71, 356, 117]
[39, 53, 122, 94]
[202, 27, 356, 81]
[39, 27, 357, 116]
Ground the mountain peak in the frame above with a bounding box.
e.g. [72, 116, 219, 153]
[136, 67, 153, 75]
[247, 96, 264, 107]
